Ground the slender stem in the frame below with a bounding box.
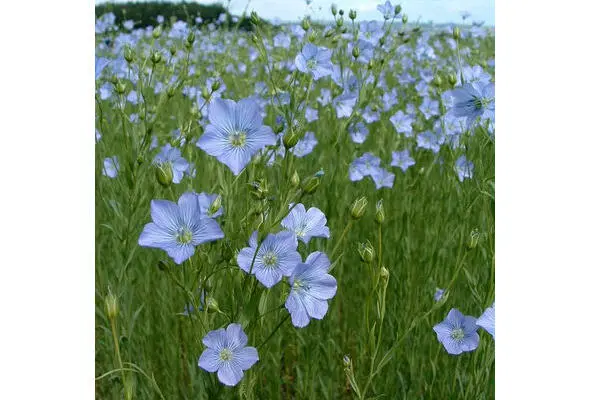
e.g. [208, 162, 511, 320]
[259, 313, 290, 349]
[109, 316, 131, 400]
[330, 220, 353, 260]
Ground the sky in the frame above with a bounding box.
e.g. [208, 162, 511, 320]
[97, 0, 495, 25]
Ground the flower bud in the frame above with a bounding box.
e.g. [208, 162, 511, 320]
[379, 36, 386, 47]
[339, 9, 344, 16]
[250, 11, 260, 26]
[349, 9, 357, 20]
[211, 80, 221, 92]
[375, 199, 385, 224]
[187, 30, 196, 45]
[209, 195, 222, 216]
[468, 228, 480, 249]
[324, 29, 335, 38]
[283, 129, 300, 149]
[331, 3, 338, 16]
[166, 86, 176, 98]
[249, 179, 269, 200]
[367, 59, 374, 70]
[115, 81, 126, 95]
[206, 297, 220, 313]
[124, 46, 134, 64]
[105, 290, 118, 320]
[343, 355, 352, 368]
[433, 74, 443, 88]
[336, 17, 344, 27]
[402, 14, 408, 24]
[155, 162, 173, 187]
[301, 175, 320, 195]
[150, 50, 162, 65]
[453, 26, 461, 41]
[152, 25, 162, 39]
[395, 4, 402, 15]
[448, 73, 458, 86]
[302, 17, 311, 31]
[379, 266, 390, 282]
[291, 170, 300, 188]
[352, 46, 360, 59]
[350, 196, 368, 220]
[358, 241, 375, 263]
[170, 45, 177, 56]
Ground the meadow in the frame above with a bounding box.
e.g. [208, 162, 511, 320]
[95, 3, 495, 399]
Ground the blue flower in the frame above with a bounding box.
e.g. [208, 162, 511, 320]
[95, 56, 110, 81]
[349, 122, 369, 144]
[237, 231, 301, 288]
[292, 131, 317, 158]
[281, 203, 330, 244]
[476, 302, 495, 340]
[448, 82, 495, 127]
[197, 98, 276, 175]
[102, 156, 119, 178]
[295, 43, 333, 80]
[334, 93, 357, 118]
[349, 152, 381, 181]
[433, 309, 480, 355]
[390, 149, 416, 172]
[377, 1, 396, 19]
[417, 131, 443, 153]
[153, 144, 190, 184]
[455, 155, 474, 182]
[419, 96, 439, 119]
[389, 110, 413, 137]
[198, 323, 259, 387]
[138, 193, 224, 264]
[371, 168, 395, 189]
[285, 252, 338, 328]
[434, 288, 445, 302]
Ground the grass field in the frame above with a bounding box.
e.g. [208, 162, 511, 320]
[95, 6, 495, 399]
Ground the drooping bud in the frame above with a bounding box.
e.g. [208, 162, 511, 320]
[155, 162, 173, 187]
[166, 85, 176, 98]
[339, 9, 344, 16]
[350, 196, 368, 220]
[375, 199, 385, 224]
[105, 290, 119, 320]
[205, 297, 220, 313]
[358, 241, 375, 263]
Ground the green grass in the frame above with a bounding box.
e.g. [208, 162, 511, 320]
[95, 15, 494, 399]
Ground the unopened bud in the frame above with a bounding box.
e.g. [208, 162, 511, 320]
[352, 46, 360, 59]
[379, 266, 390, 282]
[211, 80, 221, 92]
[324, 29, 335, 38]
[283, 129, 300, 149]
[433, 74, 443, 88]
[336, 17, 344, 27]
[166, 86, 176, 98]
[339, 9, 344, 16]
[448, 73, 458, 86]
[170, 46, 177, 56]
[290, 170, 300, 188]
[402, 14, 408, 24]
[187, 30, 196, 45]
[379, 36, 386, 47]
[350, 196, 368, 219]
[395, 4, 402, 15]
[349, 10, 357, 20]
[453, 27, 461, 41]
[209, 195, 222, 216]
[124, 47, 134, 63]
[358, 241, 375, 263]
[375, 199, 385, 224]
[152, 25, 162, 39]
[206, 297, 220, 313]
[301, 175, 320, 195]
[150, 50, 162, 64]
[155, 162, 173, 187]
[105, 290, 119, 320]
[368, 59, 374, 70]
[331, 3, 338, 16]
[115, 81, 126, 95]
[302, 17, 310, 31]
[343, 355, 352, 368]
[250, 11, 260, 26]
[468, 228, 480, 249]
